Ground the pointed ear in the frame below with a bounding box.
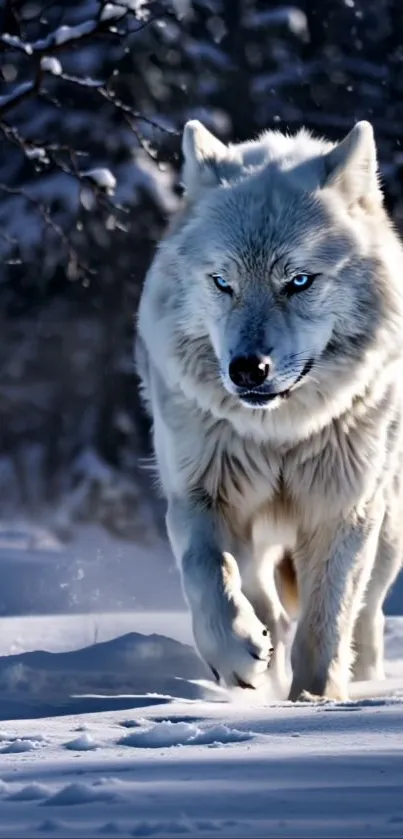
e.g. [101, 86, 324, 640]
[322, 121, 380, 205]
[181, 120, 228, 200]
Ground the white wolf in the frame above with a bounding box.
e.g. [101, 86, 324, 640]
[136, 119, 403, 700]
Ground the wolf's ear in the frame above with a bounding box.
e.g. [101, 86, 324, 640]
[322, 121, 380, 205]
[181, 120, 228, 200]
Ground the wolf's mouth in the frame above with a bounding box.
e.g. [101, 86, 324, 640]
[239, 358, 314, 407]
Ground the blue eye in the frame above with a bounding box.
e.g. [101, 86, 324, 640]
[286, 273, 317, 296]
[293, 274, 310, 287]
[211, 273, 233, 294]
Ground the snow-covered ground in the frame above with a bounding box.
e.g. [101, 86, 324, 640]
[0, 520, 183, 614]
[0, 522, 402, 838]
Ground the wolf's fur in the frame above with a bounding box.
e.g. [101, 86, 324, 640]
[136, 119, 403, 700]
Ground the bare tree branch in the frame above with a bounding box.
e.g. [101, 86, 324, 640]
[0, 0, 181, 276]
[0, 13, 127, 57]
[0, 76, 43, 116]
[0, 183, 94, 278]
[0, 1, 176, 127]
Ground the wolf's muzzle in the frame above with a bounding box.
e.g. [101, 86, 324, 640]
[238, 357, 314, 407]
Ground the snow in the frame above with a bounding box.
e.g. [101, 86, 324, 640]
[0, 604, 399, 836]
[81, 168, 117, 193]
[7, 783, 51, 801]
[100, 4, 127, 22]
[245, 7, 308, 38]
[25, 147, 47, 161]
[0, 519, 179, 614]
[0, 520, 401, 836]
[40, 57, 63, 75]
[117, 720, 253, 747]
[54, 22, 96, 46]
[1, 20, 100, 54]
[0, 738, 40, 753]
[64, 733, 98, 751]
[117, 0, 151, 16]
[0, 34, 34, 55]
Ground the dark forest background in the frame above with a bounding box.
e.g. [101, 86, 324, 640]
[1, 0, 403, 542]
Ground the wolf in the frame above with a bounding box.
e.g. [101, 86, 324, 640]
[136, 118, 403, 700]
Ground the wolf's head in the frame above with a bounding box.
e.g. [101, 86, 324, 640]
[158, 119, 400, 414]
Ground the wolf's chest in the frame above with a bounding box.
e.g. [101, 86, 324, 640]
[183, 428, 282, 520]
[184, 419, 380, 530]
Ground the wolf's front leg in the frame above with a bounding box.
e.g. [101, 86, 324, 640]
[352, 510, 402, 682]
[167, 498, 273, 689]
[241, 556, 292, 693]
[289, 501, 384, 701]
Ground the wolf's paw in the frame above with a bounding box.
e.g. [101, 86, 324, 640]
[288, 676, 348, 703]
[290, 690, 331, 704]
[192, 592, 273, 690]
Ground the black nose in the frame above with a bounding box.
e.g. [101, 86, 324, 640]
[228, 354, 270, 389]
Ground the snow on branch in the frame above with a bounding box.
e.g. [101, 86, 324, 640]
[0, 0, 180, 271]
[0, 0, 182, 120]
[0, 2, 138, 118]
[1, 14, 125, 58]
